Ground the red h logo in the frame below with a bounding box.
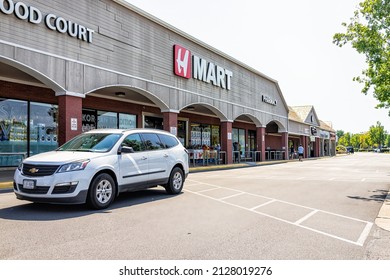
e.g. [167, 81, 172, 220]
[174, 45, 191, 79]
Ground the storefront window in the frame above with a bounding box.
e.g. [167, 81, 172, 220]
[29, 102, 58, 156]
[97, 111, 117, 129]
[119, 113, 136, 129]
[82, 109, 97, 132]
[190, 123, 214, 148]
[232, 128, 246, 158]
[0, 99, 58, 167]
[177, 120, 187, 146]
[0, 99, 27, 166]
[248, 130, 256, 151]
[211, 125, 220, 147]
[82, 109, 136, 132]
[144, 116, 163, 130]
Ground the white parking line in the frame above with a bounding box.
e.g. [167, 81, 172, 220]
[294, 210, 319, 225]
[185, 179, 373, 246]
[250, 199, 276, 211]
[219, 192, 245, 201]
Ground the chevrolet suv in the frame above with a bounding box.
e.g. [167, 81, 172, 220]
[14, 129, 189, 209]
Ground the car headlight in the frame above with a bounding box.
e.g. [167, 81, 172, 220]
[57, 160, 90, 173]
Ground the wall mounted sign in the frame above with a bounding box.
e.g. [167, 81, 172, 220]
[262, 95, 277, 106]
[0, 0, 94, 43]
[174, 44, 233, 90]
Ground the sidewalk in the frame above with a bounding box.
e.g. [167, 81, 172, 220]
[0, 168, 15, 192]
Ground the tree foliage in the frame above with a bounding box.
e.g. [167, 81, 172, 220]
[333, 0, 390, 112]
[369, 121, 386, 146]
[338, 121, 387, 149]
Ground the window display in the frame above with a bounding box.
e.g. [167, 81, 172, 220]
[29, 102, 58, 156]
[82, 109, 136, 132]
[0, 99, 58, 166]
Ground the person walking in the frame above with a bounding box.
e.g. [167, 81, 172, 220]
[290, 145, 295, 159]
[298, 144, 304, 161]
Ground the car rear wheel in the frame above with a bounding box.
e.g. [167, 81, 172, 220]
[165, 167, 184, 194]
[87, 173, 115, 209]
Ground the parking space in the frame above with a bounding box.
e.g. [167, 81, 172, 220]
[185, 179, 373, 246]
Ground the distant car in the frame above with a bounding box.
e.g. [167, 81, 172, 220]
[346, 146, 354, 154]
[14, 129, 189, 209]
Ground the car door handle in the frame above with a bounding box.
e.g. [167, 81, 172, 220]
[163, 154, 169, 158]
[141, 156, 147, 160]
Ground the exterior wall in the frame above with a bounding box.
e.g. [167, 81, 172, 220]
[288, 120, 310, 136]
[0, 81, 56, 104]
[0, 0, 289, 128]
[2, 0, 344, 165]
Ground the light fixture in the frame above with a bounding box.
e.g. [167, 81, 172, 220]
[115, 92, 125, 97]
[186, 106, 195, 111]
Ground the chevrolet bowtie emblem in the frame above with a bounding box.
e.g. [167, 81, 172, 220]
[29, 168, 39, 173]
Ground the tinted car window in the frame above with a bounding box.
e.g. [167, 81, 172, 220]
[121, 133, 145, 152]
[141, 133, 165, 150]
[159, 134, 179, 148]
[58, 133, 121, 152]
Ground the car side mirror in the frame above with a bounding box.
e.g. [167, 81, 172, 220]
[118, 146, 134, 154]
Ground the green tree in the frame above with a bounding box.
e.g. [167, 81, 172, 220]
[336, 130, 345, 139]
[333, 0, 390, 112]
[351, 133, 361, 148]
[360, 132, 372, 148]
[385, 134, 390, 147]
[368, 121, 387, 147]
[338, 132, 352, 146]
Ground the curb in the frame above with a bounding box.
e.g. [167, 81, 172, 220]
[0, 182, 13, 193]
[375, 191, 390, 232]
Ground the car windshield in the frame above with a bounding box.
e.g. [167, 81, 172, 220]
[57, 133, 122, 152]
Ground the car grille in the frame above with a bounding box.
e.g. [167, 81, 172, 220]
[22, 164, 60, 177]
[18, 184, 50, 194]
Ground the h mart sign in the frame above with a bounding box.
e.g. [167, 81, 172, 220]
[174, 44, 233, 90]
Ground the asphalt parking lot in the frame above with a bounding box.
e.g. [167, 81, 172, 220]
[0, 153, 389, 260]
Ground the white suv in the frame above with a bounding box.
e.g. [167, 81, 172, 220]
[14, 129, 189, 209]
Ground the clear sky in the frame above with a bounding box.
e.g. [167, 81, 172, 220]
[125, 0, 390, 134]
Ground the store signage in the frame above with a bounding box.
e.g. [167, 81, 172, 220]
[319, 130, 330, 139]
[174, 44, 233, 90]
[310, 126, 317, 136]
[262, 95, 277, 106]
[0, 0, 94, 43]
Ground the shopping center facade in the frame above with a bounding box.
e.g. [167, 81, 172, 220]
[0, 0, 335, 167]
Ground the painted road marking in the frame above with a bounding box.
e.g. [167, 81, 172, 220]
[185, 179, 373, 246]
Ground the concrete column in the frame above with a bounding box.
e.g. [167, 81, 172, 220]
[163, 111, 178, 135]
[256, 127, 266, 161]
[221, 121, 233, 164]
[58, 94, 82, 145]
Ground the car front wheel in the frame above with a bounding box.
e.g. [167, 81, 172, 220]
[165, 167, 184, 194]
[87, 173, 115, 209]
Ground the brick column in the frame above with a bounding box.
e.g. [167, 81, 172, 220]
[300, 135, 306, 158]
[256, 127, 266, 161]
[315, 137, 320, 157]
[221, 121, 233, 164]
[281, 132, 288, 159]
[58, 95, 82, 146]
[163, 111, 178, 135]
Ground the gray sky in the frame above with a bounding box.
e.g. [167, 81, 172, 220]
[125, 0, 390, 133]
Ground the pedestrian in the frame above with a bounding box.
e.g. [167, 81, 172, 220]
[298, 144, 304, 161]
[290, 145, 294, 159]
